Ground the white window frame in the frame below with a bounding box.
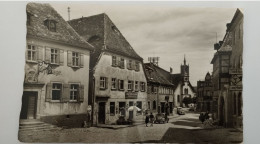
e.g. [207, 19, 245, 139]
[27, 44, 37, 62]
[51, 82, 62, 102]
[51, 48, 59, 64]
[70, 83, 80, 102]
[100, 77, 106, 89]
[111, 78, 116, 90]
[72, 52, 80, 67]
[128, 80, 133, 91]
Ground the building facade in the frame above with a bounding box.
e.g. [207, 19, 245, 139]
[20, 3, 94, 127]
[197, 72, 214, 112]
[171, 57, 196, 107]
[211, 9, 243, 128]
[144, 63, 174, 115]
[69, 14, 147, 125]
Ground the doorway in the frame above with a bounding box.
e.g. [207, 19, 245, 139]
[98, 102, 106, 124]
[129, 101, 133, 120]
[20, 91, 38, 119]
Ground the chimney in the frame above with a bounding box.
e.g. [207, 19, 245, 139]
[170, 67, 173, 74]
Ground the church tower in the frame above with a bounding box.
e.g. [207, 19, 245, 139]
[181, 55, 189, 82]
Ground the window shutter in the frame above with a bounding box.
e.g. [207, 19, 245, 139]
[80, 53, 84, 68]
[137, 62, 140, 71]
[37, 46, 44, 62]
[62, 84, 70, 102]
[121, 58, 125, 69]
[59, 50, 64, 66]
[118, 79, 121, 89]
[45, 47, 51, 63]
[67, 51, 72, 67]
[116, 57, 120, 67]
[45, 83, 52, 102]
[79, 85, 84, 102]
[127, 60, 130, 69]
[105, 77, 108, 89]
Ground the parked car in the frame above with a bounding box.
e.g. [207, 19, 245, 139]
[154, 113, 166, 124]
[177, 107, 185, 115]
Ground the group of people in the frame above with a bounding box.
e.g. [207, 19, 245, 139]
[145, 112, 154, 127]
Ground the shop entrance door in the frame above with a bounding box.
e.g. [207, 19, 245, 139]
[129, 101, 133, 120]
[98, 102, 106, 124]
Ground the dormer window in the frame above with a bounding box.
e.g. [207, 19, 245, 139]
[44, 19, 57, 32]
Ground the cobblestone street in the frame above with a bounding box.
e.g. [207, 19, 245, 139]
[18, 111, 243, 143]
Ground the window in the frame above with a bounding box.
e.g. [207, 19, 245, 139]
[27, 45, 37, 61]
[148, 101, 150, 109]
[120, 58, 125, 68]
[110, 102, 115, 115]
[111, 78, 116, 90]
[112, 56, 117, 66]
[44, 20, 57, 32]
[70, 84, 79, 101]
[135, 61, 140, 71]
[51, 48, 59, 64]
[177, 95, 180, 102]
[128, 60, 133, 70]
[119, 80, 124, 90]
[135, 81, 139, 91]
[140, 82, 145, 92]
[100, 77, 106, 89]
[154, 86, 157, 94]
[153, 100, 156, 110]
[72, 52, 79, 67]
[128, 81, 133, 91]
[52, 83, 62, 100]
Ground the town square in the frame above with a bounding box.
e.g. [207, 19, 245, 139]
[16, 2, 243, 143]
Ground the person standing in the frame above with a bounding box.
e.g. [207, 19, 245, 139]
[149, 113, 154, 127]
[145, 113, 149, 127]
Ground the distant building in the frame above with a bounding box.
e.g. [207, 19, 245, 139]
[197, 72, 214, 112]
[171, 56, 196, 107]
[211, 9, 243, 128]
[144, 63, 174, 115]
[21, 3, 94, 127]
[69, 14, 147, 125]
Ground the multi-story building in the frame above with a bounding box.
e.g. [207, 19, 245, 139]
[144, 63, 174, 115]
[171, 56, 196, 107]
[211, 9, 243, 128]
[197, 72, 214, 112]
[20, 3, 94, 127]
[69, 13, 147, 125]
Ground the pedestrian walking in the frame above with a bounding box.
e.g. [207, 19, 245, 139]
[149, 112, 154, 127]
[145, 113, 149, 127]
[199, 112, 205, 123]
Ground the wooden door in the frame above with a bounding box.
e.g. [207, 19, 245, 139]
[20, 91, 37, 119]
[98, 102, 106, 124]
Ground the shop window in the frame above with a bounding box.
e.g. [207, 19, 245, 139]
[70, 84, 79, 101]
[52, 83, 62, 100]
[136, 101, 142, 114]
[110, 102, 115, 115]
[119, 102, 126, 116]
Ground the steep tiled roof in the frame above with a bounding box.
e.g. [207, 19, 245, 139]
[144, 63, 173, 86]
[26, 3, 94, 50]
[170, 73, 182, 86]
[68, 13, 142, 61]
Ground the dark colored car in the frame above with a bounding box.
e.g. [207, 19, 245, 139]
[154, 113, 166, 124]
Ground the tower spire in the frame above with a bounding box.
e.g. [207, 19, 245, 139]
[184, 54, 186, 65]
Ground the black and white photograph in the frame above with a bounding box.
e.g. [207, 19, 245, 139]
[1, 1, 251, 143]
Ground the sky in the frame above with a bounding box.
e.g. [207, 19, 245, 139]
[50, 2, 236, 86]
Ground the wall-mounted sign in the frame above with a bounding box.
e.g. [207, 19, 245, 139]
[25, 70, 38, 83]
[125, 92, 138, 99]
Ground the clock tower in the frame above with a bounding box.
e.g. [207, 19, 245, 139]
[181, 55, 189, 82]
